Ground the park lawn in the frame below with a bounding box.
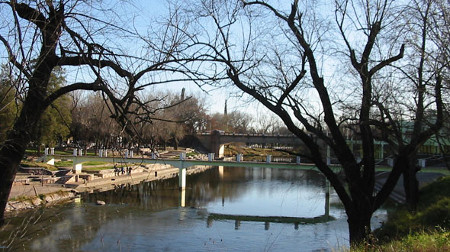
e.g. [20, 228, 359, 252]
[82, 166, 114, 172]
[20, 160, 58, 171]
[54, 160, 111, 167]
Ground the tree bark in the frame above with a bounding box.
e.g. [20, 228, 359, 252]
[0, 140, 24, 225]
[0, 99, 46, 223]
[347, 207, 373, 245]
[403, 162, 419, 211]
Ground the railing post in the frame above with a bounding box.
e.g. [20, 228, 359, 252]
[73, 148, 77, 156]
[266, 155, 271, 163]
[296, 156, 301, 164]
[50, 148, 54, 155]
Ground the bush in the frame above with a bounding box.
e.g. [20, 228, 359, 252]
[419, 198, 450, 229]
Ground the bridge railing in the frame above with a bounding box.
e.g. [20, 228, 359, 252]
[197, 132, 297, 137]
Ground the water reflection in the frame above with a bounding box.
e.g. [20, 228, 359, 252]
[0, 167, 384, 251]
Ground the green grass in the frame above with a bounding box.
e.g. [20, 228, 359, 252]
[82, 166, 114, 172]
[20, 160, 58, 171]
[350, 230, 450, 252]
[82, 161, 108, 166]
[54, 160, 109, 167]
[54, 160, 73, 167]
[361, 176, 450, 251]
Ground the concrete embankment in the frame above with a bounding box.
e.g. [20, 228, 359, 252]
[7, 164, 212, 212]
[6, 190, 76, 213]
[73, 164, 211, 193]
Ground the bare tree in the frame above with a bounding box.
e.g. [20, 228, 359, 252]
[179, 0, 444, 244]
[0, 1, 202, 223]
[386, 0, 448, 209]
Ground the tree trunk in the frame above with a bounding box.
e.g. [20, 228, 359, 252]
[403, 164, 419, 211]
[0, 129, 30, 224]
[0, 71, 50, 224]
[347, 207, 373, 245]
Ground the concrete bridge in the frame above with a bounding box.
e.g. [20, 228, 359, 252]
[44, 152, 328, 191]
[196, 131, 305, 158]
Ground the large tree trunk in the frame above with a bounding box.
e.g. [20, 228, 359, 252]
[0, 53, 54, 225]
[0, 100, 45, 223]
[0, 138, 26, 225]
[347, 209, 373, 245]
[403, 161, 419, 211]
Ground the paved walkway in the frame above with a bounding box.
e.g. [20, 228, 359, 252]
[375, 171, 445, 203]
[9, 182, 70, 200]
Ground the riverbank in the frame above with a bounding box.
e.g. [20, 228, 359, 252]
[352, 175, 450, 251]
[6, 164, 212, 213]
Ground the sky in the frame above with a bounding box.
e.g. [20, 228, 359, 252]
[126, 0, 260, 115]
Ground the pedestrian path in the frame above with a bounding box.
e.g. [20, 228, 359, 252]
[374, 171, 445, 203]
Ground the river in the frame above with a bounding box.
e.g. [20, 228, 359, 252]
[0, 166, 387, 251]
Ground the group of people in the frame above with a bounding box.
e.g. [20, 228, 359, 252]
[113, 165, 132, 176]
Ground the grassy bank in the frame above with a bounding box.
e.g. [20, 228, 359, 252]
[352, 176, 450, 251]
[224, 144, 294, 161]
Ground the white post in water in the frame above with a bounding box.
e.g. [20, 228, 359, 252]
[178, 168, 186, 189]
[266, 155, 271, 163]
[325, 179, 330, 217]
[179, 154, 187, 189]
[180, 188, 186, 207]
[296, 156, 301, 164]
[326, 145, 331, 165]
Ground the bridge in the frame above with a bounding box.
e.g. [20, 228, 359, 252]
[44, 152, 330, 190]
[196, 130, 305, 158]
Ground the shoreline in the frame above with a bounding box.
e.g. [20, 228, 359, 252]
[6, 164, 213, 213]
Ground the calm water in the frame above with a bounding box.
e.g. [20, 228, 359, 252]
[1, 167, 387, 251]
